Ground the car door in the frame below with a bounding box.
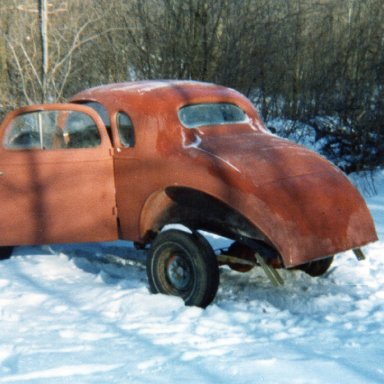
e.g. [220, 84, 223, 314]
[0, 103, 118, 246]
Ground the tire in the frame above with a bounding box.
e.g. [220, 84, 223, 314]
[146, 230, 219, 308]
[297, 256, 334, 277]
[0, 246, 14, 260]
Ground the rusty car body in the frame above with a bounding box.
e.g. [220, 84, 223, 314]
[0, 81, 377, 307]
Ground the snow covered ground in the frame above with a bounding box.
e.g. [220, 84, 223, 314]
[0, 172, 383, 384]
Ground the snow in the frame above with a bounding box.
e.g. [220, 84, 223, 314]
[1, 172, 383, 383]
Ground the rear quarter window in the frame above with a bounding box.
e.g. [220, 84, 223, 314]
[178, 103, 248, 128]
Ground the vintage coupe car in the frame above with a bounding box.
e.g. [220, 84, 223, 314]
[0, 81, 377, 307]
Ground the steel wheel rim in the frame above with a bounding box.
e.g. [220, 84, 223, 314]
[166, 252, 192, 291]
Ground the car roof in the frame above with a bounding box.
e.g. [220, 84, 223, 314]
[70, 80, 250, 110]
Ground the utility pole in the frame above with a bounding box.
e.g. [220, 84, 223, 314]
[39, 0, 48, 102]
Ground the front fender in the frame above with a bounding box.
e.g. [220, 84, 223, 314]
[139, 165, 377, 268]
[236, 170, 377, 267]
[139, 189, 174, 240]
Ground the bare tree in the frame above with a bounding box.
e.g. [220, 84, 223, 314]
[1, 0, 383, 170]
[0, 0, 111, 104]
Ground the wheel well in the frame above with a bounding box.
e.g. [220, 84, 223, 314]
[149, 186, 268, 244]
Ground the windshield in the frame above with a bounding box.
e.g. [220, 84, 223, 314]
[178, 103, 248, 128]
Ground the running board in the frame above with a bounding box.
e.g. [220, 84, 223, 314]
[255, 252, 284, 287]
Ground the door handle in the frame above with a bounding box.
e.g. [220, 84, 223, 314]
[0, 171, 4, 176]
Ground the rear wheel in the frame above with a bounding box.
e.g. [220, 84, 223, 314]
[146, 230, 219, 308]
[297, 256, 334, 276]
[0, 246, 14, 260]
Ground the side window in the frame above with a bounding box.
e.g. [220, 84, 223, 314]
[4, 110, 101, 150]
[64, 111, 101, 148]
[78, 101, 112, 141]
[117, 112, 135, 147]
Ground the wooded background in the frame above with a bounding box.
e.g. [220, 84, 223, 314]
[1, 0, 383, 172]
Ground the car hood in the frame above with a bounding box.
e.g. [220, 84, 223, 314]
[190, 132, 378, 266]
